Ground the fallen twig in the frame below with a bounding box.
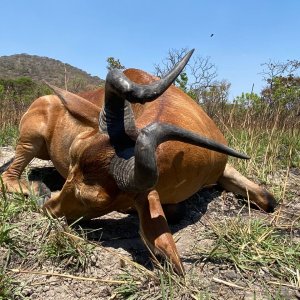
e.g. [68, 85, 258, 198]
[212, 277, 245, 290]
[9, 268, 130, 285]
[268, 280, 299, 289]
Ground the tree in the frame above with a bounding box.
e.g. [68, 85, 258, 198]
[261, 59, 300, 89]
[68, 77, 87, 93]
[198, 80, 231, 117]
[106, 57, 125, 71]
[260, 59, 300, 113]
[154, 48, 218, 101]
[261, 76, 300, 111]
[234, 92, 261, 108]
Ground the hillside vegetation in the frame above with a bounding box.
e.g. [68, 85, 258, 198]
[0, 53, 104, 91]
[0, 54, 104, 133]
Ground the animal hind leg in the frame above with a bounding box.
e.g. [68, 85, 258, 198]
[217, 164, 277, 212]
[134, 190, 184, 275]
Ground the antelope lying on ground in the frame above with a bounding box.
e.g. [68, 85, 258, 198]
[1, 50, 276, 274]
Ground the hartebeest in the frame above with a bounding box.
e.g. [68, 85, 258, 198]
[1, 50, 276, 274]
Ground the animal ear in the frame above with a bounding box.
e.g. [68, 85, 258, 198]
[44, 82, 100, 127]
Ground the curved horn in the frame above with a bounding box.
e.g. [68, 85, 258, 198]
[104, 49, 194, 103]
[110, 122, 250, 192]
[99, 49, 195, 147]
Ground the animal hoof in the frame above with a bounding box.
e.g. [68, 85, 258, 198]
[36, 195, 50, 207]
[261, 189, 277, 213]
[34, 182, 51, 207]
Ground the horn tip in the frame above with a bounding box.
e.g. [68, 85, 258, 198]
[181, 49, 195, 66]
[241, 153, 251, 160]
[187, 48, 195, 58]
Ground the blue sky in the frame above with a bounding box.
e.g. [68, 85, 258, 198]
[0, 0, 299, 99]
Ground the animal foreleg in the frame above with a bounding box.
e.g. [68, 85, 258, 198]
[134, 190, 184, 275]
[218, 164, 277, 212]
[1, 143, 50, 198]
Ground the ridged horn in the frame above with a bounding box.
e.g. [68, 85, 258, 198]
[110, 122, 250, 192]
[99, 49, 194, 148]
[99, 49, 194, 134]
[104, 49, 194, 104]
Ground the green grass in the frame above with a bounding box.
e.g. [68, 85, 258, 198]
[0, 177, 95, 297]
[40, 214, 95, 270]
[113, 272, 142, 300]
[0, 266, 28, 300]
[0, 178, 36, 257]
[223, 127, 300, 202]
[0, 270, 15, 300]
[226, 129, 299, 178]
[197, 216, 300, 286]
[0, 179, 40, 299]
[113, 260, 210, 300]
[0, 125, 19, 147]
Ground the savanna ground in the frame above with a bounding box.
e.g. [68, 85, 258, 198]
[0, 99, 299, 299]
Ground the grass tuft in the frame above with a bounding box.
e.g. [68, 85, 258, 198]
[113, 272, 142, 300]
[40, 214, 95, 270]
[0, 266, 27, 300]
[198, 216, 300, 286]
[0, 178, 37, 257]
[0, 269, 14, 300]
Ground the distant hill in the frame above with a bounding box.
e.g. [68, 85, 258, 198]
[0, 54, 104, 92]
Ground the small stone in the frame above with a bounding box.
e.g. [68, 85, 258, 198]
[90, 254, 97, 266]
[47, 290, 55, 297]
[223, 269, 238, 280]
[280, 287, 293, 299]
[84, 287, 92, 294]
[42, 285, 50, 292]
[258, 268, 265, 276]
[22, 288, 33, 296]
[243, 292, 256, 300]
[31, 293, 38, 299]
